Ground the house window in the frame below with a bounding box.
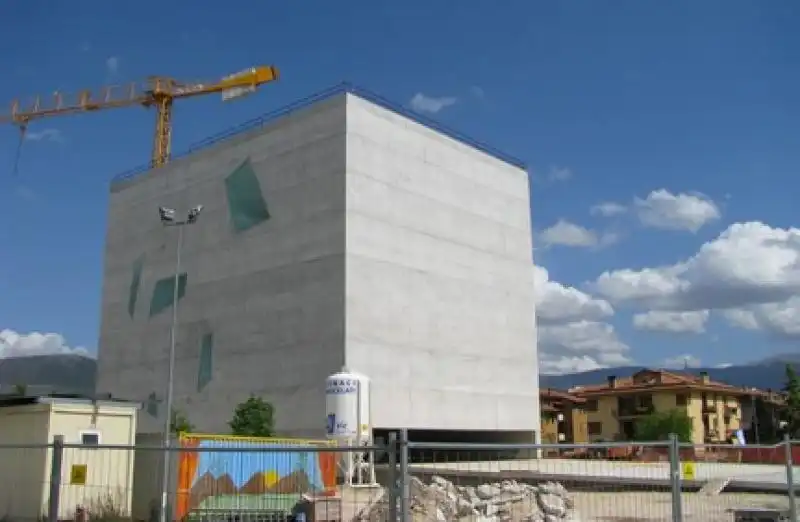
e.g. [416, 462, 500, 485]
[676, 394, 688, 406]
[80, 430, 101, 445]
[585, 399, 598, 412]
[588, 422, 603, 435]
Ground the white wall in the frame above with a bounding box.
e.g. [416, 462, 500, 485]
[46, 401, 139, 519]
[0, 404, 51, 520]
[344, 94, 540, 433]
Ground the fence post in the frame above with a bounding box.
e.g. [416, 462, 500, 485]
[48, 435, 64, 522]
[668, 433, 683, 522]
[784, 433, 796, 521]
[387, 432, 398, 522]
[399, 429, 410, 522]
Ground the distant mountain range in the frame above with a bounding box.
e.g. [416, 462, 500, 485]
[0, 353, 796, 398]
[540, 360, 798, 392]
[0, 354, 96, 395]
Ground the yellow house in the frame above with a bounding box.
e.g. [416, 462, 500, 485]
[540, 388, 588, 444]
[0, 394, 140, 521]
[570, 369, 753, 444]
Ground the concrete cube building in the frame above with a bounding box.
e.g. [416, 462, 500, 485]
[96, 86, 540, 442]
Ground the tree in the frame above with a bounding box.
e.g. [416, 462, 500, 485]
[633, 408, 693, 443]
[170, 408, 194, 435]
[783, 364, 800, 437]
[229, 396, 275, 437]
[751, 396, 779, 444]
[12, 384, 27, 396]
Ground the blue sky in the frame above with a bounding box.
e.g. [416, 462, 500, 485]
[0, 1, 798, 373]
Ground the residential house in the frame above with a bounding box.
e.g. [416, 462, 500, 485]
[570, 369, 757, 444]
[540, 388, 588, 444]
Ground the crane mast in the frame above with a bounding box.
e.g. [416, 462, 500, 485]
[0, 65, 279, 168]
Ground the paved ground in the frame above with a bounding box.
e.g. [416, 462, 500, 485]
[571, 491, 789, 522]
[340, 487, 791, 521]
[411, 458, 799, 488]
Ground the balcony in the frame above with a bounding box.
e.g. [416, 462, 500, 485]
[617, 404, 655, 417]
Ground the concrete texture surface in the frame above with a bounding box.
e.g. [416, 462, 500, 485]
[96, 90, 539, 439]
[570, 492, 788, 522]
[412, 458, 800, 490]
[344, 96, 538, 432]
[341, 485, 790, 522]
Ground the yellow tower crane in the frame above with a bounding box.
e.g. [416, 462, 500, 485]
[0, 65, 279, 172]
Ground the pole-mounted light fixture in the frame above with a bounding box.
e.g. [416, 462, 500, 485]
[157, 204, 202, 522]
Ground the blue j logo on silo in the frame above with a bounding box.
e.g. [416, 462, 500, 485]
[326, 414, 336, 435]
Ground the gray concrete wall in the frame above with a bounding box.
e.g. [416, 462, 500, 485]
[344, 95, 540, 434]
[97, 90, 539, 439]
[97, 95, 348, 437]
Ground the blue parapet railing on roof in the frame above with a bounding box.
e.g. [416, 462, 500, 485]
[110, 82, 527, 184]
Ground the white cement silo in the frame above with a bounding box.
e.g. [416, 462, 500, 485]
[325, 368, 375, 486]
[325, 369, 371, 441]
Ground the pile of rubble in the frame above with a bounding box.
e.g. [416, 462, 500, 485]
[357, 475, 582, 522]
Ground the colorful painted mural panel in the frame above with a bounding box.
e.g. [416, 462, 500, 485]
[176, 434, 336, 519]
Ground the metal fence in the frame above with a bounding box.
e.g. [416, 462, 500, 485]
[1, 433, 796, 522]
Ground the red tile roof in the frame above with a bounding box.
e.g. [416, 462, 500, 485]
[569, 368, 763, 397]
[540, 388, 586, 404]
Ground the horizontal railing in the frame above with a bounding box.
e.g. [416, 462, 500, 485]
[110, 82, 528, 185]
[1, 434, 796, 522]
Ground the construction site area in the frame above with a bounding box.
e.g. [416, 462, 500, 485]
[1, 68, 797, 522]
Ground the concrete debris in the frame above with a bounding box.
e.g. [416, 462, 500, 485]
[355, 475, 581, 522]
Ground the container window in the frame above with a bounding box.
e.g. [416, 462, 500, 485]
[128, 254, 145, 318]
[149, 273, 188, 317]
[224, 158, 270, 232]
[80, 430, 101, 445]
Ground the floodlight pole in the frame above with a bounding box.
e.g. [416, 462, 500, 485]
[159, 208, 201, 522]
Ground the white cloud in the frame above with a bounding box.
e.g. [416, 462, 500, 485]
[548, 166, 573, 182]
[0, 329, 91, 358]
[593, 221, 800, 338]
[539, 220, 620, 249]
[662, 354, 702, 369]
[722, 298, 800, 337]
[539, 354, 603, 375]
[591, 202, 627, 217]
[535, 266, 630, 374]
[409, 93, 457, 114]
[106, 56, 119, 74]
[540, 220, 597, 248]
[24, 128, 62, 143]
[721, 309, 760, 330]
[534, 266, 613, 323]
[634, 189, 721, 232]
[633, 310, 710, 334]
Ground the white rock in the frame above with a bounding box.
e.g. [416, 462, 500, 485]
[477, 484, 502, 499]
[431, 475, 450, 487]
[537, 492, 567, 518]
[539, 481, 568, 497]
[501, 482, 526, 495]
[523, 512, 545, 522]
